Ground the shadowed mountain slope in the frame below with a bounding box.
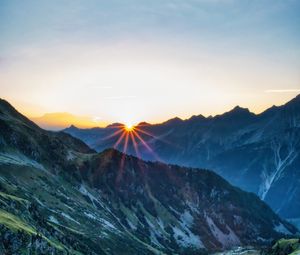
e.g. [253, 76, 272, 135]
[64, 95, 300, 220]
[0, 98, 298, 254]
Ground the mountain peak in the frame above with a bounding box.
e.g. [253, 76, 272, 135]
[68, 124, 79, 130]
[137, 121, 151, 127]
[232, 105, 250, 112]
[225, 105, 253, 116]
[0, 98, 17, 113]
[280, 94, 300, 113]
[288, 93, 300, 104]
[0, 98, 40, 129]
[106, 122, 123, 128]
[163, 117, 183, 125]
[188, 114, 206, 121]
[219, 105, 252, 118]
[214, 105, 255, 123]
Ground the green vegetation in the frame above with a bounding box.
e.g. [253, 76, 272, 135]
[1, 98, 299, 255]
[266, 239, 300, 255]
[0, 209, 67, 252]
[0, 209, 36, 234]
[0, 191, 27, 203]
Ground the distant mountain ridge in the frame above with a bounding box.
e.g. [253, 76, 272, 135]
[0, 98, 298, 254]
[31, 112, 106, 130]
[64, 95, 300, 220]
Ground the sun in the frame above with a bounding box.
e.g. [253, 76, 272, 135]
[124, 123, 134, 132]
[104, 120, 159, 165]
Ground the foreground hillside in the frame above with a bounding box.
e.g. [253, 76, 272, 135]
[65, 95, 300, 220]
[264, 238, 300, 255]
[0, 98, 298, 254]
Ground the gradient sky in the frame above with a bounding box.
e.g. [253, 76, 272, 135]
[1, 0, 300, 127]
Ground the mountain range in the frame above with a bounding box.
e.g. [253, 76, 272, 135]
[0, 98, 298, 254]
[64, 95, 300, 222]
[31, 112, 105, 130]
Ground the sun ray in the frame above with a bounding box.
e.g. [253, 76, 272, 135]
[112, 123, 164, 184]
[113, 131, 126, 149]
[132, 130, 152, 151]
[116, 132, 130, 185]
[134, 127, 154, 137]
[132, 130, 160, 161]
[135, 127, 180, 147]
[130, 131, 141, 158]
[122, 132, 130, 153]
[111, 122, 166, 184]
[101, 128, 124, 141]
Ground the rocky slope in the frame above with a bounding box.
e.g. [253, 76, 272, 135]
[64, 95, 300, 220]
[0, 98, 298, 254]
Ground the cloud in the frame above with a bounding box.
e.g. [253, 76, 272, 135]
[93, 116, 102, 122]
[265, 89, 300, 93]
[88, 85, 113, 89]
[104, 95, 137, 100]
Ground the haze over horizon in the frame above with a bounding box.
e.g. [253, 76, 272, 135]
[1, 1, 300, 253]
[1, 0, 300, 128]
[2, 94, 299, 130]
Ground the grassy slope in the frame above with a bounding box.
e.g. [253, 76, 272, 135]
[0, 99, 164, 254]
[265, 239, 300, 255]
[0, 99, 298, 254]
[0, 163, 163, 255]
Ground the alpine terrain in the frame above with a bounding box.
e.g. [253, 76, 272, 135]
[0, 98, 298, 254]
[65, 95, 300, 221]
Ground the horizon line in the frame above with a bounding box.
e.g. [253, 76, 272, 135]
[20, 93, 299, 130]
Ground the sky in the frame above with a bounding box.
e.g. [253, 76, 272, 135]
[1, 0, 300, 128]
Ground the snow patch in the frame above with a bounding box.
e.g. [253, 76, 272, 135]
[157, 218, 164, 230]
[126, 219, 137, 230]
[0, 153, 45, 170]
[274, 223, 291, 235]
[84, 212, 97, 220]
[150, 231, 163, 248]
[180, 210, 193, 227]
[145, 217, 163, 237]
[35, 198, 45, 207]
[79, 184, 99, 207]
[169, 206, 180, 215]
[187, 202, 200, 214]
[172, 226, 203, 248]
[66, 151, 76, 161]
[49, 216, 59, 224]
[206, 215, 240, 248]
[61, 212, 80, 225]
[99, 218, 117, 230]
[259, 140, 297, 200]
[170, 209, 204, 248]
[145, 217, 155, 229]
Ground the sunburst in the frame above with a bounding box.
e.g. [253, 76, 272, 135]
[104, 123, 159, 161]
[124, 123, 134, 132]
[105, 122, 166, 185]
